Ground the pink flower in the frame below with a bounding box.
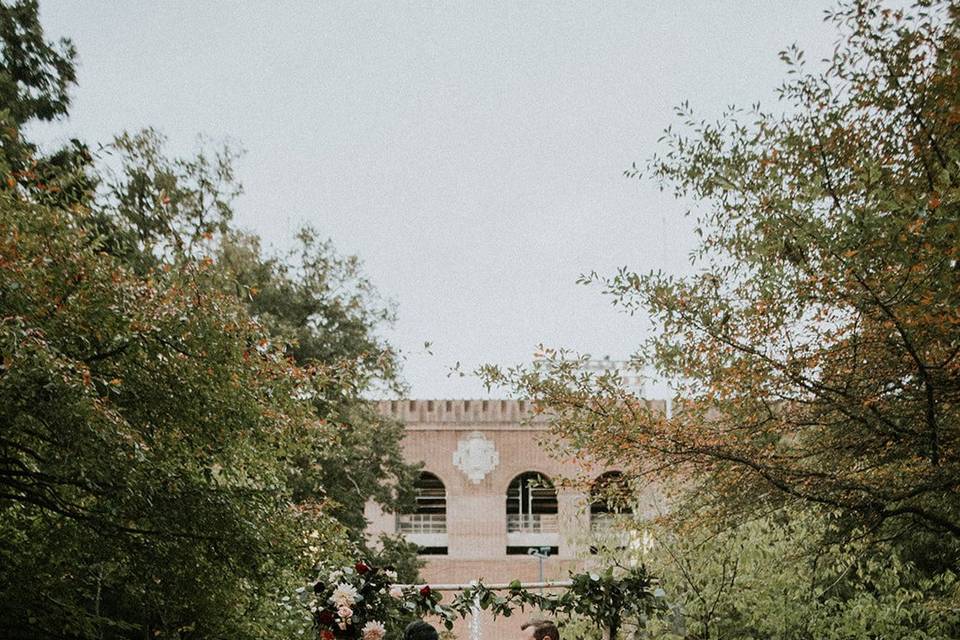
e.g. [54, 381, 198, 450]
[362, 621, 386, 640]
[330, 583, 359, 608]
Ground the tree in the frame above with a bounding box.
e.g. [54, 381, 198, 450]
[0, 4, 421, 638]
[0, 196, 343, 639]
[625, 509, 960, 640]
[93, 128, 241, 270]
[95, 128, 421, 545]
[0, 0, 73, 123]
[0, 0, 92, 206]
[484, 0, 960, 550]
[218, 227, 420, 541]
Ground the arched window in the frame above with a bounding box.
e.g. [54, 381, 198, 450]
[506, 471, 558, 533]
[398, 472, 446, 535]
[590, 471, 632, 532]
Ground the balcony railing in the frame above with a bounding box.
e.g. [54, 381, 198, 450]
[506, 513, 559, 533]
[397, 513, 447, 534]
[590, 512, 617, 533]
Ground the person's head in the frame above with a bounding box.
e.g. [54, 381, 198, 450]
[520, 619, 560, 640]
[404, 620, 439, 640]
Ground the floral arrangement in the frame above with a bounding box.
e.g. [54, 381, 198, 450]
[301, 560, 449, 640]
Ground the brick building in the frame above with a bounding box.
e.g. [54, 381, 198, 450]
[365, 399, 666, 639]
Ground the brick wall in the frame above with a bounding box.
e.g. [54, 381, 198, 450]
[364, 399, 667, 639]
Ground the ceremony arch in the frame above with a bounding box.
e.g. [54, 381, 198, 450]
[304, 560, 663, 640]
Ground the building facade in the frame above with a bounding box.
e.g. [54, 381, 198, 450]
[364, 399, 666, 639]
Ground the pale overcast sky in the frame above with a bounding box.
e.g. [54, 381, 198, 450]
[33, 1, 837, 399]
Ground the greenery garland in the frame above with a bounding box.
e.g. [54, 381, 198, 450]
[300, 561, 664, 640]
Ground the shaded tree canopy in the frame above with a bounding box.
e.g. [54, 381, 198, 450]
[1, 194, 337, 639]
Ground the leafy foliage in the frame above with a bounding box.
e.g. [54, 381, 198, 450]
[484, 0, 960, 546]
[94, 128, 241, 269]
[93, 129, 419, 539]
[539, 566, 665, 639]
[480, 1, 960, 636]
[629, 510, 960, 639]
[0, 0, 74, 123]
[0, 3, 420, 639]
[0, 197, 336, 638]
[0, 0, 92, 206]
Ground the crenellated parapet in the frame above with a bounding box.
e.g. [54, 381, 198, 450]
[376, 398, 667, 425]
[376, 399, 546, 424]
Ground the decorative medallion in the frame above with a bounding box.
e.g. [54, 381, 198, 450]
[453, 431, 499, 484]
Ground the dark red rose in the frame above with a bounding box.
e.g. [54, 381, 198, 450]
[419, 585, 431, 597]
[318, 610, 335, 625]
[321, 631, 335, 640]
[354, 561, 370, 574]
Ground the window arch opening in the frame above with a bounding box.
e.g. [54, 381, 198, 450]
[398, 472, 447, 554]
[590, 471, 633, 533]
[506, 471, 558, 534]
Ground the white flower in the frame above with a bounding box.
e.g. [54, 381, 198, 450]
[330, 583, 359, 608]
[329, 570, 343, 582]
[362, 621, 386, 640]
[389, 585, 404, 599]
[384, 569, 398, 581]
[337, 605, 353, 619]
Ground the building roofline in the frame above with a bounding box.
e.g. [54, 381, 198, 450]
[375, 398, 665, 424]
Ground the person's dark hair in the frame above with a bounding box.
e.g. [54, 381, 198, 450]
[404, 620, 439, 640]
[521, 619, 560, 640]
